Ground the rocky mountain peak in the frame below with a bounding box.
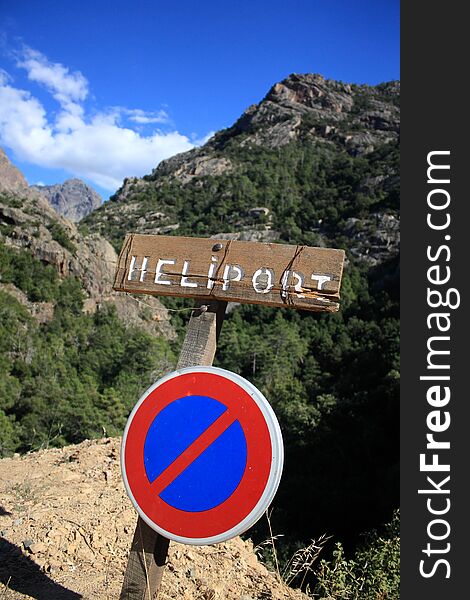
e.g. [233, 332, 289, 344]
[0, 147, 30, 194]
[80, 72, 401, 266]
[150, 75, 399, 193]
[266, 72, 353, 111]
[229, 72, 399, 148]
[31, 178, 102, 222]
[1, 160, 173, 337]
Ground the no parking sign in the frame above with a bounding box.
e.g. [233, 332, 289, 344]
[121, 366, 284, 545]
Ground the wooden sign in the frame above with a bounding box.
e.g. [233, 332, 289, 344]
[113, 234, 345, 312]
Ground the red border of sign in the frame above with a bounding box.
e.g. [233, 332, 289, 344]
[123, 370, 273, 541]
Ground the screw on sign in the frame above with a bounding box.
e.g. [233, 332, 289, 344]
[121, 366, 283, 545]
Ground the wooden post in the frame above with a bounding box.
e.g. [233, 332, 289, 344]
[120, 300, 227, 600]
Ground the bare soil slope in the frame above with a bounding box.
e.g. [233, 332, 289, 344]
[0, 438, 307, 600]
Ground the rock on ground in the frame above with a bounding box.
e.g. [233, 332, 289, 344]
[0, 438, 308, 600]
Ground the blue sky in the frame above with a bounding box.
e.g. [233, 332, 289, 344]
[0, 1, 399, 199]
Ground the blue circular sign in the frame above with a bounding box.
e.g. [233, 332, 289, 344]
[144, 395, 247, 512]
[122, 366, 284, 545]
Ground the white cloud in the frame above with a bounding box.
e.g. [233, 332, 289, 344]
[124, 108, 170, 125]
[16, 47, 88, 105]
[0, 47, 203, 192]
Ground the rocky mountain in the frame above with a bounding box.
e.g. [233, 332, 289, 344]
[31, 178, 102, 222]
[0, 151, 172, 337]
[83, 73, 400, 266]
[0, 148, 31, 195]
[80, 75, 400, 582]
[1, 75, 400, 597]
[1, 151, 176, 457]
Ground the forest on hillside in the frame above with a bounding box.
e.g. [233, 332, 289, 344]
[1, 119, 400, 596]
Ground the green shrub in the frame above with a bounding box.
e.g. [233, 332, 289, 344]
[314, 511, 400, 599]
[47, 222, 77, 254]
[0, 243, 60, 302]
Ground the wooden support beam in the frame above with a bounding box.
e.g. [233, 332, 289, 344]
[176, 301, 227, 369]
[119, 518, 169, 600]
[120, 300, 227, 600]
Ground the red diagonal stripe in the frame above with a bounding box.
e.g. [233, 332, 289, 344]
[150, 409, 237, 496]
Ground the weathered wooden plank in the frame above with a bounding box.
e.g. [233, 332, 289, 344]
[176, 301, 227, 369]
[113, 234, 345, 312]
[120, 301, 227, 600]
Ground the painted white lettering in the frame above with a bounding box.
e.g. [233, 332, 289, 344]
[180, 260, 198, 288]
[140, 256, 149, 282]
[127, 256, 149, 282]
[293, 272, 304, 296]
[222, 264, 244, 291]
[281, 270, 290, 298]
[127, 256, 137, 281]
[311, 273, 332, 290]
[154, 258, 176, 285]
[207, 256, 218, 289]
[252, 268, 274, 294]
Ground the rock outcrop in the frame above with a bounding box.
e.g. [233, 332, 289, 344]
[0, 148, 30, 194]
[0, 151, 174, 338]
[31, 178, 102, 222]
[83, 73, 400, 266]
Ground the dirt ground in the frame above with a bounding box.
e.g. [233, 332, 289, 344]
[0, 438, 308, 600]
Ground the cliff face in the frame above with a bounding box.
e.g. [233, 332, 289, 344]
[154, 73, 399, 175]
[1, 150, 177, 459]
[31, 178, 102, 222]
[83, 73, 400, 266]
[0, 151, 173, 337]
[0, 148, 30, 195]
